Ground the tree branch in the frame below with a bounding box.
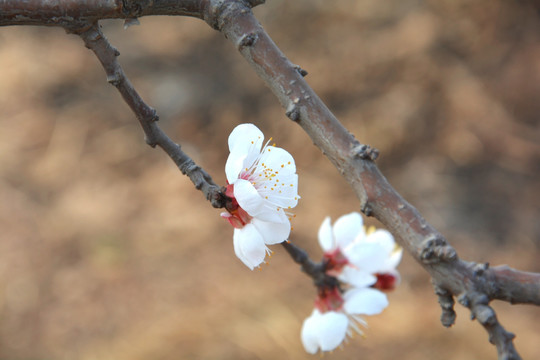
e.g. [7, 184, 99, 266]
[200, 1, 537, 358]
[69, 21, 229, 209]
[1, 1, 539, 358]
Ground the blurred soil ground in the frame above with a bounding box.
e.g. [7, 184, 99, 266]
[0, 0, 539, 359]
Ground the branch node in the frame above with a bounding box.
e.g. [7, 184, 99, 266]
[122, 0, 152, 17]
[106, 73, 122, 86]
[473, 262, 490, 277]
[123, 17, 140, 30]
[433, 283, 457, 327]
[286, 104, 301, 122]
[238, 32, 258, 49]
[419, 234, 457, 264]
[352, 142, 379, 161]
[361, 203, 373, 217]
[245, 0, 266, 7]
[179, 159, 200, 177]
[293, 64, 308, 77]
[475, 304, 496, 326]
[457, 293, 470, 307]
[144, 135, 157, 148]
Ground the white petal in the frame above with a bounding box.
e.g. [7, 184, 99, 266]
[256, 173, 299, 209]
[343, 288, 388, 316]
[366, 229, 395, 252]
[228, 123, 264, 153]
[252, 216, 290, 245]
[233, 224, 267, 270]
[381, 247, 403, 272]
[234, 179, 290, 223]
[225, 152, 248, 184]
[233, 179, 266, 215]
[338, 266, 377, 288]
[333, 212, 364, 249]
[225, 124, 265, 183]
[256, 145, 297, 175]
[318, 217, 334, 252]
[301, 309, 348, 354]
[344, 241, 390, 273]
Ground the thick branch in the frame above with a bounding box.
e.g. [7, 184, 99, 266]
[0, 0, 265, 27]
[71, 21, 229, 209]
[0, 0, 203, 26]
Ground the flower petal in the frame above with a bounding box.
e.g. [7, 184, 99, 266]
[252, 215, 291, 245]
[234, 179, 289, 223]
[228, 123, 264, 153]
[301, 309, 348, 354]
[366, 229, 395, 252]
[256, 145, 297, 175]
[233, 179, 266, 215]
[332, 212, 364, 249]
[344, 241, 390, 273]
[382, 247, 403, 272]
[256, 173, 299, 209]
[233, 224, 268, 270]
[338, 266, 377, 288]
[318, 217, 334, 252]
[225, 124, 264, 183]
[225, 152, 248, 184]
[343, 287, 388, 316]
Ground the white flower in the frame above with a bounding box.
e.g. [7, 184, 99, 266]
[318, 212, 402, 289]
[221, 123, 299, 270]
[301, 287, 389, 354]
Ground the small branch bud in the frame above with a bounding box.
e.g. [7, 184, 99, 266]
[238, 32, 258, 49]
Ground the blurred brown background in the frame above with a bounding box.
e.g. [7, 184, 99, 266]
[0, 0, 539, 359]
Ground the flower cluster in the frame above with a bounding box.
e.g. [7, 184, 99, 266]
[220, 125, 401, 354]
[221, 123, 299, 270]
[301, 212, 402, 354]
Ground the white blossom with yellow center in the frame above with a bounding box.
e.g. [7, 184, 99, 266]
[222, 123, 299, 269]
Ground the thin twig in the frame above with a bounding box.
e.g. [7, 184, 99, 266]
[281, 241, 333, 287]
[70, 21, 229, 209]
